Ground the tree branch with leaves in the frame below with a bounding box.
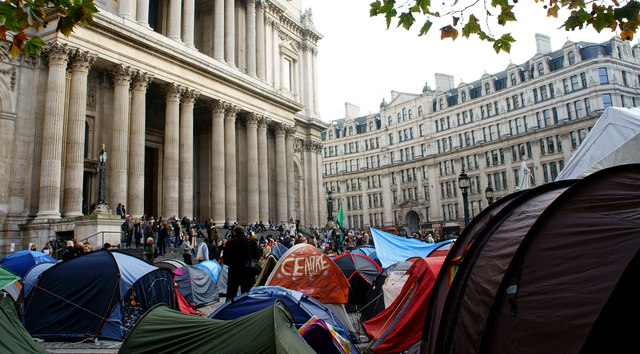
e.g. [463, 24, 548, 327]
[370, 0, 640, 53]
[0, 0, 99, 57]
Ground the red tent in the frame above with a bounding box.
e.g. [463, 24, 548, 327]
[364, 256, 445, 353]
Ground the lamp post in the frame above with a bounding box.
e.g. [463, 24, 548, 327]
[458, 168, 470, 226]
[92, 144, 111, 215]
[485, 185, 495, 205]
[327, 190, 334, 221]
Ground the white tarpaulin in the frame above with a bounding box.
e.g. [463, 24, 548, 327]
[555, 107, 640, 180]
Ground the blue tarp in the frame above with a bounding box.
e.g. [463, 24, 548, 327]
[369, 228, 452, 268]
[0, 251, 57, 278]
[193, 260, 221, 284]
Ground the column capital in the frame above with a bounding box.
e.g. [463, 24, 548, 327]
[131, 71, 154, 91]
[224, 104, 239, 119]
[165, 83, 183, 100]
[181, 88, 200, 105]
[274, 122, 288, 135]
[256, 0, 266, 9]
[212, 100, 226, 115]
[111, 64, 133, 86]
[245, 112, 259, 127]
[257, 116, 269, 130]
[69, 50, 96, 74]
[43, 43, 71, 65]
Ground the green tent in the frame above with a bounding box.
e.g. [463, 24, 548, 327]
[0, 266, 19, 291]
[119, 300, 315, 354]
[0, 294, 48, 353]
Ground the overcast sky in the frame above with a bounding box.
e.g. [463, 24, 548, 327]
[302, 0, 624, 122]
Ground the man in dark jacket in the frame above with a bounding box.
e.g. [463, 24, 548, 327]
[223, 227, 260, 300]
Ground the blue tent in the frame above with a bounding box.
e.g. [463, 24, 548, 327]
[370, 228, 453, 268]
[22, 250, 175, 341]
[22, 262, 56, 299]
[270, 243, 289, 260]
[210, 286, 347, 330]
[193, 260, 221, 284]
[351, 246, 378, 262]
[0, 251, 57, 278]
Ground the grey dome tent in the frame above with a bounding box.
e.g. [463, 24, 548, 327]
[422, 164, 640, 354]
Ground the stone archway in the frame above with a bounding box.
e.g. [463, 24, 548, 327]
[405, 210, 420, 235]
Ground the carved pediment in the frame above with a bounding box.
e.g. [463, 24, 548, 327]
[397, 200, 420, 209]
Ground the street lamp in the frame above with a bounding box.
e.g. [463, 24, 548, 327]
[326, 190, 334, 221]
[485, 185, 495, 205]
[93, 144, 111, 215]
[458, 168, 470, 226]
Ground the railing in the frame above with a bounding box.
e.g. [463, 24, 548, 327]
[78, 231, 123, 250]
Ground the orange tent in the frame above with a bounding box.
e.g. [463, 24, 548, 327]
[265, 244, 349, 304]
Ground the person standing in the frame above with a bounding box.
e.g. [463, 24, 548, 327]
[181, 234, 193, 265]
[157, 221, 167, 257]
[122, 215, 133, 248]
[223, 227, 260, 301]
[143, 237, 156, 264]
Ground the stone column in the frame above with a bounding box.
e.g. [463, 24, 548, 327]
[246, 0, 257, 77]
[36, 44, 69, 219]
[224, 0, 235, 66]
[163, 83, 182, 217]
[309, 141, 319, 226]
[109, 64, 133, 212]
[136, 0, 150, 26]
[256, 0, 266, 80]
[63, 50, 96, 217]
[213, 0, 225, 61]
[118, 0, 134, 19]
[211, 100, 226, 224]
[168, 0, 182, 41]
[224, 104, 238, 221]
[257, 118, 269, 223]
[179, 89, 198, 218]
[275, 124, 287, 223]
[285, 128, 295, 220]
[182, 0, 195, 47]
[128, 71, 153, 218]
[245, 113, 259, 223]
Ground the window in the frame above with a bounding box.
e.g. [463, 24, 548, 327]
[418, 106, 423, 116]
[622, 71, 629, 86]
[402, 108, 407, 121]
[388, 116, 392, 126]
[283, 57, 293, 91]
[461, 91, 467, 102]
[511, 73, 517, 86]
[571, 75, 579, 91]
[388, 133, 394, 145]
[568, 51, 576, 65]
[439, 99, 444, 110]
[574, 100, 583, 118]
[602, 93, 613, 109]
[584, 97, 591, 115]
[540, 86, 548, 101]
[566, 103, 573, 120]
[537, 63, 545, 76]
[397, 113, 401, 123]
[547, 137, 555, 153]
[599, 68, 609, 84]
[408, 109, 413, 119]
[563, 78, 569, 93]
[485, 82, 491, 94]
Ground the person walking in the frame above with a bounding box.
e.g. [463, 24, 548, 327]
[223, 227, 260, 301]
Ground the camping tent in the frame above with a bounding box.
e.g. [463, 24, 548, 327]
[254, 255, 278, 287]
[363, 256, 445, 353]
[154, 259, 187, 271]
[270, 242, 290, 260]
[173, 266, 218, 307]
[119, 301, 315, 354]
[22, 250, 175, 340]
[369, 228, 452, 268]
[333, 253, 382, 308]
[360, 259, 417, 322]
[0, 251, 57, 278]
[210, 286, 349, 334]
[22, 262, 56, 300]
[0, 294, 47, 353]
[422, 164, 640, 353]
[193, 260, 222, 284]
[0, 266, 19, 292]
[556, 107, 640, 180]
[266, 243, 350, 304]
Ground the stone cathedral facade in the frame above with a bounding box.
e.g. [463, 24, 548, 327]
[0, 0, 327, 251]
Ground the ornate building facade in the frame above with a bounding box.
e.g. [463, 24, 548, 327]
[0, 0, 326, 251]
[322, 35, 640, 235]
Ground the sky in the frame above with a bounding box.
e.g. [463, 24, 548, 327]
[301, 0, 624, 123]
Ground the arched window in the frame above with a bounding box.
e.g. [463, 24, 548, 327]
[510, 73, 517, 86]
[402, 107, 407, 121]
[485, 83, 491, 94]
[388, 116, 392, 126]
[348, 126, 353, 136]
[461, 91, 467, 102]
[418, 106, 423, 116]
[329, 131, 333, 139]
[568, 51, 576, 65]
[408, 109, 413, 119]
[537, 63, 545, 76]
[397, 113, 401, 123]
[439, 99, 444, 110]
[369, 122, 373, 131]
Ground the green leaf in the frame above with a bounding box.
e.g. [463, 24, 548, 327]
[418, 19, 433, 36]
[416, 0, 431, 13]
[462, 14, 481, 38]
[398, 12, 415, 30]
[370, 1, 381, 16]
[497, 5, 517, 25]
[384, 8, 397, 29]
[9, 43, 20, 58]
[491, 0, 509, 8]
[23, 35, 45, 55]
[492, 33, 515, 53]
[57, 16, 74, 36]
[592, 11, 615, 32]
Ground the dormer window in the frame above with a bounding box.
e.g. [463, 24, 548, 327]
[461, 91, 467, 102]
[510, 73, 517, 86]
[537, 63, 545, 76]
[418, 106, 423, 116]
[485, 83, 491, 94]
[439, 99, 444, 110]
[568, 51, 576, 65]
[348, 126, 353, 136]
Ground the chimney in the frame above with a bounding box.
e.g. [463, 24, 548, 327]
[535, 33, 552, 54]
[435, 73, 455, 92]
[344, 102, 360, 119]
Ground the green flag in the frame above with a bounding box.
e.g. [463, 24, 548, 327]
[336, 205, 345, 244]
